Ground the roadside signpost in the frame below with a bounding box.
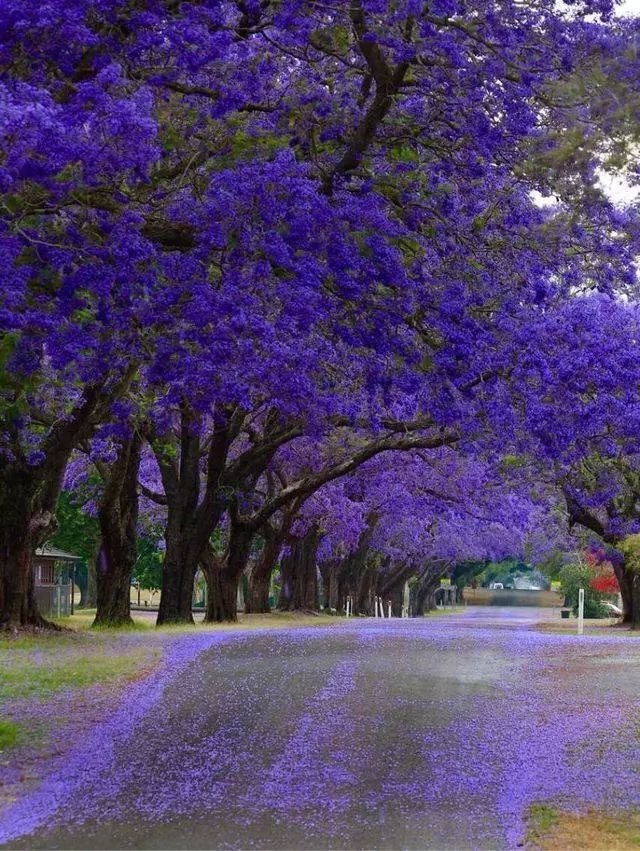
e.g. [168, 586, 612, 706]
[578, 587, 584, 635]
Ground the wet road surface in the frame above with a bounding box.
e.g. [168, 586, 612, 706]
[2, 607, 640, 849]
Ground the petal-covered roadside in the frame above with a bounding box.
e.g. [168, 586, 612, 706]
[1, 610, 639, 849]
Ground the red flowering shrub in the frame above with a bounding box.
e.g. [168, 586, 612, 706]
[590, 569, 620, 595]
[584, 551, 619, 595]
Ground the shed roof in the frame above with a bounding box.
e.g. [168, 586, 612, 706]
[34, 544, 82, 562]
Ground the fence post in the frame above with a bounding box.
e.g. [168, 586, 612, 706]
[578, 587, 584, 636]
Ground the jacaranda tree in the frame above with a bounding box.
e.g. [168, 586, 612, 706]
[1, 0, 638, 628]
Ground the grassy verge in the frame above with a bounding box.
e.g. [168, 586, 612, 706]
[526, 805, 640, 849]
[0, 720, 20, 750]
[536, 618, 637, 636]
[48, 608, 343, 633]
[0, 635, 161, 702]
[0, 610, 345, 702]
[425, 607, 464, 616]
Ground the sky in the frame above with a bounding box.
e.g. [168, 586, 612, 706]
[617, 0, 640, 14]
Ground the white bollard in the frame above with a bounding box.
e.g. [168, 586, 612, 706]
[387, 601, 392, 618]
[578, 587, 584, 635]
[374, 597, 378, 618]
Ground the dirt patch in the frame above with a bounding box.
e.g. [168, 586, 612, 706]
[527, 807, 640, 849]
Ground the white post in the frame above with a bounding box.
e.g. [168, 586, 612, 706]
[387, 601, 392, 618]
[347, 596, 351, 618]
[379, 596, 384, 618]
[578, 587, 584, 635]
[374, 596, 378, 618]
[403, 581, 410, 618]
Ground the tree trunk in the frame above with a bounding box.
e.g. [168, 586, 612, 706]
[410, 573, 441, 617]
[319, 559, 341, 611]
[158, 538, 199, 625]
[94, 434, 142, 627]
[154, 404, 239, 626]
[0, 377, 137, 630]
[76, 562, 88, 608]
[245, 528, 283, 614]
[94, 542, 133, 626]
[85, 560, 98, 608]
[245, 565, 272, 614]
[203, 559, 240, 622]
[202, 519, 254, 623]
[629, 573, 640, 629]
[0, 469, 58, 630]
[278, 527, 320, 612]
[611, 557, 638, 626]
[0, 535, 51, 630]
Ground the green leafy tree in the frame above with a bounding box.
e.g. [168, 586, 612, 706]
[51, 491, 100, 607]
[132, 537, 163, 592]
[559, 558, 606, 618]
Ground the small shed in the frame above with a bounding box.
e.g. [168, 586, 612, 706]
[435, 582, 457, 609]
[32, 545, 82, 617]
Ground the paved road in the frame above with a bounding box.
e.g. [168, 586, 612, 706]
[2, 608, 640, 850]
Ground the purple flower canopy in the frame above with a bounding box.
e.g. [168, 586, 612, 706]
[2, 0, 640, 626]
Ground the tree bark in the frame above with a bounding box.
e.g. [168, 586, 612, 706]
[154, 404, 290, 625]
[0, 375, 137, 629]
[278, 527, 320, 612]
[322, 516, 378, 615]
[86, 559, 98, 608]
[319, 558, 341, 611]
[245, 524, 285, 614]
[201, 516, 254, 623]
[0, 498, 53, 629]
[94, 433, 143, 627]
[378, 561, 411, 616]
[616, 561, 640, 629]
[203, 561, 240, 622]
[410, 565, 444, 617]
[0, 462, 63, 629]
[631, 573, 640, 629]
[155, 405, 232, 625]
[245, 565, 272, 614]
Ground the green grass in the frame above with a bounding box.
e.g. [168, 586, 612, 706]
[51, 608, 343, 634]
[51, 609, 152, 631]
[527, 803, 560, 844]
[0, 638, 160, 701]
[0, 719, 20, 750]
[0, 610, 345, 702]
[526, 806, 640, 849]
